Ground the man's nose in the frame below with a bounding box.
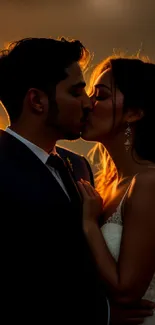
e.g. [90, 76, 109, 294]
[89, 94, 95, 107]
[83, 94, 93, 111]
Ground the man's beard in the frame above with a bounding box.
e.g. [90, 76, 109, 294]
[45, 98, 80, 141]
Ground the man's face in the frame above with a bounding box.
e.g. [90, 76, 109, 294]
[47, 62, 92, 140]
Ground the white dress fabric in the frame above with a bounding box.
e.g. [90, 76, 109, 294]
[101, 192, 155, 325]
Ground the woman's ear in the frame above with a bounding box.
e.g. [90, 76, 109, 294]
[124, 109, 144, 123]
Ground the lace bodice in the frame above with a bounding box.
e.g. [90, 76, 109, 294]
[101, 197, 155, 303]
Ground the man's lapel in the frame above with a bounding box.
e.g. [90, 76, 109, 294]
[56, 146, 82, 203]
[56, 146, 76, 179]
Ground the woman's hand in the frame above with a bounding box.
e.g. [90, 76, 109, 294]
[77, 179, 104, 226]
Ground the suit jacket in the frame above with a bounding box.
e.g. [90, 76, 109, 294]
[0, 130, 108, 324]
[56, 145, 94, 186]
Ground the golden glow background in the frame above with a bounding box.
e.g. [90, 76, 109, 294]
[0, 0, 155, 156]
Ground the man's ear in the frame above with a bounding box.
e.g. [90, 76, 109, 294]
[27, 88, 48, 114]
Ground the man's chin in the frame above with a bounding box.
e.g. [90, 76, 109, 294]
[63, 132, 80, 141]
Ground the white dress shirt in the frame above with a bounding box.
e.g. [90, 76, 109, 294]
[5, 127, 70, 199]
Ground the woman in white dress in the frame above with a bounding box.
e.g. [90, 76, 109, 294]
[80, 56, 155, 324]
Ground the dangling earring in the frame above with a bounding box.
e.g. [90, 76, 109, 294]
[124, 122, 132, 151]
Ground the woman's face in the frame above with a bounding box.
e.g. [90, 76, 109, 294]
[82, 68, 125, 142]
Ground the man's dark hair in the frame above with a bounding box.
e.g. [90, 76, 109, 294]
[0, 37, 90, 122]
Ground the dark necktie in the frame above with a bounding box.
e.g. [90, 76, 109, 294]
[46, 154, 81, 205]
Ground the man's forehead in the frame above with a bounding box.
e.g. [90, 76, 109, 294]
[66, 62, 85, 83]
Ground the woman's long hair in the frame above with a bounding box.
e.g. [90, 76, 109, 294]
[87, 54, 155, 201]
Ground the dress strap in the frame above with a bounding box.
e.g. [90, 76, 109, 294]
[105, 174, 138, 225]
[117, 173, 139, 216]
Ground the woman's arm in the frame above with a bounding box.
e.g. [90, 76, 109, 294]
[78, 173, 155, 304]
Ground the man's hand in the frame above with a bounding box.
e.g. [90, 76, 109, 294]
[110, 300, 155, 325]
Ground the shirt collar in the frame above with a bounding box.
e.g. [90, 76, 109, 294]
[5, 127, 57, 164]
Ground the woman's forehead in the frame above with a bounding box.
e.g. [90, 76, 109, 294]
[94, 68, 112, 90]
[94, 68, 111, 88]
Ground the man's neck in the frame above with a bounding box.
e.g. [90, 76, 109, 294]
[8, 125, 57, 154]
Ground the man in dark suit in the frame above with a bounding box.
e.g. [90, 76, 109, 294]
[0, 37, 109, 324]
[0, 37, 153, 325]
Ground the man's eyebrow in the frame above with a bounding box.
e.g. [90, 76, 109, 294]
[71, 81, 86, 88]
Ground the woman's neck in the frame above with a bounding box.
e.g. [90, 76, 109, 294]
[101, 136, 153, 181]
